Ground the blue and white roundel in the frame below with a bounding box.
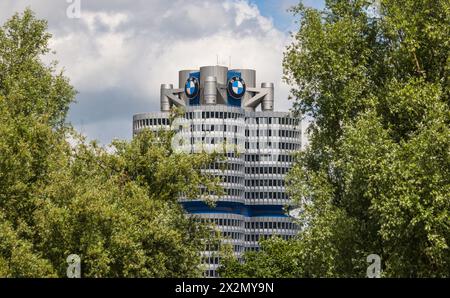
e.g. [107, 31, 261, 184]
[227, 76, 246, 99]
[185, 77, 199, 99]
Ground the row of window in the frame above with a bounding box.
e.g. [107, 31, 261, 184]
[197, 187, 244, 197]
[207, 162, 244, 172]
[208, 231, 297, 244]
[191, 186, 241, 197]
[134, 118, 169, 128]
[244, 191, 289, 200]
[181, 124, 300, 139]
[185, 111, 243, 120]
[135, 115, 300, 130]
[222, 188, 244, 197]
[199, 218, 243, 227]
[182, 124, 299, 138]
[246, 129, 300, 138]
[135, 118, 300, 129]
[221, 176, 245, 185]
[196, 219, 297, 231]
[182, 138, 300, 151]
[191, 136, 243, 146]
[188, 188, 292, 200]
[245, 221, 296, 230]
[246, 234, 295, 242]
[245, 179, 285, 187]
[183, 124, 244, 133]
[247, 117, 299, 126]
[245, 141, 300, 150]
[245, 154, 294, 163]
[222, 231, 244, 240]
[244, 166, 289, 175]
[198, 177, 286, 188]
[184, 111, 298, 126]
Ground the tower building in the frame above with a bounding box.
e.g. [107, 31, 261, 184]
[133, 66, 301, 277]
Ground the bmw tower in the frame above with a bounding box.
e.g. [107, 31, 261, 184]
[133, 65, 301, 277]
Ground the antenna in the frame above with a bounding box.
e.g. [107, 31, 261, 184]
[229, 56, 231, 68]
[216, 54, 219, 65]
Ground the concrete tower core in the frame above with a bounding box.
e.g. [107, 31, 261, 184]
[159, 65, 274, 112]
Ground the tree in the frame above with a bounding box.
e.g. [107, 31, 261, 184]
[220, 0, 449, 277]
[31, 129, 220, 277]
[0, 9, 221, 277]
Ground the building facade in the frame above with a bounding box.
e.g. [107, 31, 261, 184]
[133, 66, 301, 277]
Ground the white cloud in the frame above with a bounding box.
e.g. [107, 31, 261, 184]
[82, 11, 129, 32]
[1, 0, 296, 144]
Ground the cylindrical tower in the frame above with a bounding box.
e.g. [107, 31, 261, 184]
[261, 82, 274, 111]
[160, 84, 173, 112]
[204, 76, 217, 105]
[136, 65, 299, 278]
[200, 66, 228, 104]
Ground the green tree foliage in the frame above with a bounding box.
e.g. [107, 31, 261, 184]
[220, 0, 449, 277]
[0, 9, 220, 277]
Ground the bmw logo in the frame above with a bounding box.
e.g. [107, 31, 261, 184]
[227, 76, 246, 99]
[185, 77, 199, 99]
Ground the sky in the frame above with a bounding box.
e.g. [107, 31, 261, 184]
[0, 0, 325, 145]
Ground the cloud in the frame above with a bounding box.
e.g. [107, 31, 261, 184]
[1, 0, 296, 145]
